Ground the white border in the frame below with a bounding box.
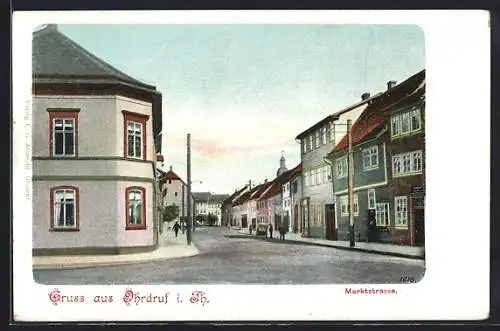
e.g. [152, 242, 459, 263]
[13, 10, 490, 321]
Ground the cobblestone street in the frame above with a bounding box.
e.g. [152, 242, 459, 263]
[33, 227, 425, 285]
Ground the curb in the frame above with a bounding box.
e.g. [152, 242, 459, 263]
[227, 234, 424, 260]
[33, 246, 200, 270]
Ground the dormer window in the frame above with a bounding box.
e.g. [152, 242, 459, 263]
[391, 105, 422, 138]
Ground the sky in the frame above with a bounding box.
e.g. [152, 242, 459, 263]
[58, 24, 424, 194]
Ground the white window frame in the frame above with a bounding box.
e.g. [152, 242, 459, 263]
[392, 150, 424, 177]
[322, 165, 328, 183]
[394, 196, 408, 228]
[329, 122, 335, 142]
[336, 157, 348, 178]
[304, 171, 310, 187]
[308, 135, 313, 151]
[316, 167, 322, 185]
[321, 127, 327, 145]
[127, 120, 144, 159]
[340, 195, 359, 216]
[53, 118, 76, 156]
[375, 202, 390, 226]
[391, 105, 423, 138]
[367, 189, 376, 210]
[302, 140, 307, 154]
[53, 188, 77, 228]
[314, 131, 320, 148]
[362, 146, 379, 171]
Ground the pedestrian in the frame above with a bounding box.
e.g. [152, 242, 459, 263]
[173, 221, 180, 237]
[268, 222, 273, 239]
[279, 223, 287, 240]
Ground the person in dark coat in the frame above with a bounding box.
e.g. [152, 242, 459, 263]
[268, 222, 273, 239]
[172, 222, 181, 237]
[279, 223, 287, 240]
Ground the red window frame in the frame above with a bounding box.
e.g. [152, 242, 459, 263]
[125, 186, 147, 230]
[122, 110, 149, 161]
[48, 109, 80, 157]
[49, 186, 80, 231]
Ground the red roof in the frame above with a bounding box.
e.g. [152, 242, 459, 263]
[330, 109, 385, 153]
[259, 163, 302, 200]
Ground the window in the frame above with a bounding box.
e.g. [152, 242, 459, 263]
[123, 110, 149, 160]
[48, 109, 79, 157]
[314, 131, 320, 148]
[304, 171, 309, 187]
[410, 106, 422, 132]
[308, 135, 313, 151]
[336, 157, 348, 178]
[395, 196, 408, 228]
[375, 202, 390, 226]
[362, 146, 379, 170]
[126, 186, 146, 230]
[316, 167, 322, 185]
[340, 195, 359, 216]
[303, 140, 307, 154]
[310, 169, 316, 186]
[329, 122, 335, 142]
[391, 105, 423, 138]
[340, 196, 348, 216]
[50, 186, 79, 230]
[323, 165, 328, 183]
[368, 189, 376, 209]
[168, 180, 172, 184]
[392, 150, 424, 177]
[174, 192, 178, 197]
[321, 127, 327, 145]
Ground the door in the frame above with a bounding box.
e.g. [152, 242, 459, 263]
[325, 204, 337, 240]
[242, 215, 248, 228]
[414, 209, 425, 246]
[293, 204, 299, 233]
[367, 209, 377, 242]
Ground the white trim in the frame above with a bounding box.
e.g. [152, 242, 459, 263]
[362, 145, 379, 171]
[382, 142, 388, 182]
[394, 195, 409, 229]
[334, 180, 387, 195]
[367, 189, 376, 210]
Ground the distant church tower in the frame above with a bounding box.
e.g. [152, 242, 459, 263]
[276, 151, 288, 177]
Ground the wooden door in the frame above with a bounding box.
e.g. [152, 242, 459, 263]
[325, 204, 336, 240]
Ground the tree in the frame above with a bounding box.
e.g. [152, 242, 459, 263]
[207, 213, 218, 226]
[163, 204, 180, 223]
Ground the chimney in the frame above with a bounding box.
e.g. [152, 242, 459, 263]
[387, 80, 397, 90]
[361, 92, 371, 100]
[264, 179, 268, 183]
[169, 165, 173, 171]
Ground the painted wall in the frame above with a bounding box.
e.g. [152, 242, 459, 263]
[33, 180, 118, 249]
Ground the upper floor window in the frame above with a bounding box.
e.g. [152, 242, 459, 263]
[48, 109, 79, 157]
[320, 127, 327, 145]
[322, 165, 328, 183]
[122, 110, 149, 161]
[391, 105, 422, 138]
[302, 140, 307, 154]
[50, 186, 79, 231]
[315, 167, 322, 185]
[362, 146, 379, 170]
[392, 150, 423, 177]
[126, 186, 146, 230]
[308, 135, 313, 151]
[336, 157, 348, 178]
[314, 131, 320, 148]
[329, 122, 335, 143]
[368, 189, 376, 209]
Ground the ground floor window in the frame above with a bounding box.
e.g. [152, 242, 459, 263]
[126, 186, 146, 230]
[375, 202, 390, 226]
[339, 195, 359, 216]
[50, 186, 79, 230]
[395, 196, 408, 228]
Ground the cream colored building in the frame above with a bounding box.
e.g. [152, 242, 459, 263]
[32, 25, 164, 255]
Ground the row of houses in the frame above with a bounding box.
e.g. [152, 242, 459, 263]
[224, 69, 425, 247]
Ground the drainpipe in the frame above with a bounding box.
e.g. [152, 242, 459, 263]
[151, 162, 159, 249]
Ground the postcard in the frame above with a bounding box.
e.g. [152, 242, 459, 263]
[12, 10, 490, 321]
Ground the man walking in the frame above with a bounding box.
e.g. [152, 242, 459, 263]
[173, 221, 181, 238]
[279, 222, 287, 240]
[268, 222, 273, 239]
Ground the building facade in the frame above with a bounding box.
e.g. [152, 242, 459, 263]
[378, 70, 426, 246]
[193, 192, 230, 226]
[32, 25, 163, 255]
[159, 165, 194, 221]
[281, 163, 302, 233]
[295, 95, 373, 239]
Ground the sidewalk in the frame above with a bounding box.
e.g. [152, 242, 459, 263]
[236, 229, 424, 259]
[33, 230, 199, 270]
